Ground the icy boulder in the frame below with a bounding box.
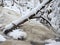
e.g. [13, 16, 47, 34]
[7, 29, 27, 40]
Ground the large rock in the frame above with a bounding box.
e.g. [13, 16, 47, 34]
[20, 19, 56, 41]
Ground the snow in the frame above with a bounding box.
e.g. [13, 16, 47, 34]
[4, 1, 20, 14]
[3, 23, 14, 32]
[0, 24, 4, 31]
[3, 0, 49, 31]
[12, 0, 49, 25]
[45, 39, 56, 43]
[45, 39, 60, 45]
[0, 0, 60, 44]
[2, 0, 60, 34]
[0, 0, 60, 43]
[4, 23, 13, 30]
[3, 0, 40, 15]
[45, 42, 60, 45]
[8, 29, 27, 40]
[0, 24, 2, 28]
[0, 35, 6, 42]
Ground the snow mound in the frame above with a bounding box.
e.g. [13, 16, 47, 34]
[0, 35, 6, 42]
[8, 29, 27, 40]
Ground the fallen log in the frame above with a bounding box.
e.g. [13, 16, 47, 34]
[3, 0, 51, 35]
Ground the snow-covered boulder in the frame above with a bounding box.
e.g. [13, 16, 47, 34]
[0, 35, 6, 42]
[7, 29, 27, 40]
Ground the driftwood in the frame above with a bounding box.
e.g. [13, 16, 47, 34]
[3, 0, 52, 35]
